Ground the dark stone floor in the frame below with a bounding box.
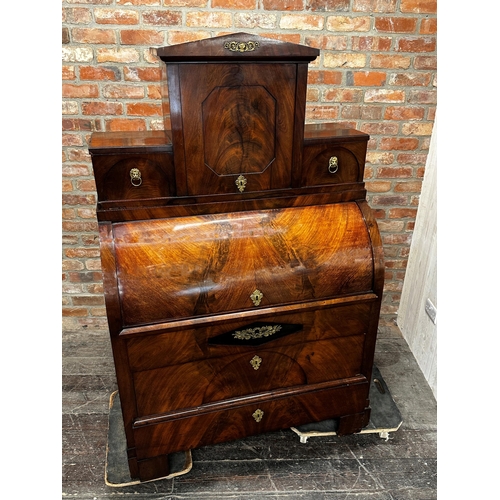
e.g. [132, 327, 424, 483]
[62, 323, 437, 499]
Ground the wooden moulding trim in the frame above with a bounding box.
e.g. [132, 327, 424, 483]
[133, 375, 368, 428]
[119, 293, 378, 338]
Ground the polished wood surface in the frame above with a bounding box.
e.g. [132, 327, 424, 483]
[91, 33, 384, 482]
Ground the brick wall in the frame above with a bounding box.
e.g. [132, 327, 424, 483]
[62, 0, 437, 332]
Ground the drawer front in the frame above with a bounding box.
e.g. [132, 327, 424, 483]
[133, 381, 370, 458]
[113, 203, 374, 326]
[301, 141, 367, 187]
[126, 302, 372, 372]
[92, 152, 175, 202]
[132, 335, 365, 416]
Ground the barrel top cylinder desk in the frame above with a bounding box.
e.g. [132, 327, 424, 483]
[89, 33, 384, 483]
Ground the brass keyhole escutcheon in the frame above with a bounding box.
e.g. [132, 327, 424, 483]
[252, 409, 264, 422]
[250, 355, 262, 370]
[235, 174, 247, 192]
[328, 156, 339, 174]
[250, 289, 263, 306]
[130, 168, 142, 186]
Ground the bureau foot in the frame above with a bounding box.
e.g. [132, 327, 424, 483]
[136, 454, 170, 482]
[336, 409, 371, 436]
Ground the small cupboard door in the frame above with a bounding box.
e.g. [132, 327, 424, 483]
[170, 63, 297, 196]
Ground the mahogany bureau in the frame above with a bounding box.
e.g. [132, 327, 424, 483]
[89, 33, 384, 482]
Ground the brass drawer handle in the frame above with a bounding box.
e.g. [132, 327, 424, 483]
[250, 289, 263, 306]
[252, 409, 264, 422]
[235, 174, 247, 192]
[328, 156, 339, 174]
[250, 355, 262, 370]
[130, 168, 142, 187]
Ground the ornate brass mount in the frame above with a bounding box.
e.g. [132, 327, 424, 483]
[328, 156, 339, 174]
[130, 168, 142, 186]
[233, 324, 282, 341]
[224, 41, 260, 53]
[250, 289, 263, 306]
[235, 174, 247, 192]
[252, 409, 264, 422]
[250, 355, 262, 370]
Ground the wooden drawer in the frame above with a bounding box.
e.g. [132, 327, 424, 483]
[91, 152, 175, 202]
[301, 140, 366, 187]
[133, 380, 370, 458]
[112, 203, 374, 327]
[126, 302, 373, 372]
[132, 335, 365, 416]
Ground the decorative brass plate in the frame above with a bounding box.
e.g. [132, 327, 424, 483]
[250, 289, 263, 306]
[235, 174, 247, 192]
[130, 168, 142, 186]
[233, 324, 282, 341]
[328, 156, 339, 174]
[250, 355, 262, 370]
[252, 409, 264, 422]
[224, 41, 260, 53]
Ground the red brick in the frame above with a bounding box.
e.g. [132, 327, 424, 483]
[62, 194, 97, 205]
[167, 31, 210, 45]
[372, 195, 408, 206]
[212, 0, 256, 8]
[105, 118, 147, 131]
[365, 181, 392, 192]
[414, 55, 437, 70]
[147, 85, 162, 99]
[360, 123, 398, 135]
[389, 72, 431, 86]
[353, 0, 397, 12]
[94, 8, 139, 25]
[102, 84, 144, 99]
[77, 207, 97, 218]
[305, 105, 339, 120]
[142, 10, 183, 25]
[63, 7, 92, 24]
[116, 0, 161, 4]
[97, 48, 140, 63]
[352, 36, 392, 51]
[186, 11, 232, 27]
[67, 272, 102, 284]
[62, 259, 83, 271]
[400, 0, 436, 13]
[377, 167, 414, 178]
[351, 71, 386, 86]
[409, 90, 437, 104]
[62, 118, 101, 132]
[397, 153, 428, 165]
[126, 102, 163, 116]
[396, 37, 436, 53]
[62, 165, 90, 177]
[80, 66, 120, 81]
[370, 54, 411, 69]
[380, 138, 419, 151]
[375, 17, 417, 33]
[259, 33, 302, 43]
[304, 35, 347, 50]
[77, 180, 97, 191]
[394, 180, 422, 192]
[82, 102, 123, 116]
[72, 28, 116, 44]
[62, 100, 78, 114]
[420, 18, 437, 34]
[72, 296, 105, 306]
[86, 260, 102, 271]
[62, 84, 99, 98]
[324, 89, 362, 102]
[62, 221, 99, 232]
[62, 66, 76, 80]
[67, 149, 91, 162]
[124, 66, 162, 82]
[62, 180, 74, 192]
[120, 29, 164, 45]
[280, 14, 324, 30]
[62, 307, 88, 317]
[307, 70, 342, 85]
[365, 89, 405, 103]
[382, 233, 412, 245]
[65, 247, 101, 258]
[263, 0, 303, 9]
[62, 134, 84, 147]
[384, 106, 425, 120]
[327, 16, 370, 32]
[309, 0, 350, 10]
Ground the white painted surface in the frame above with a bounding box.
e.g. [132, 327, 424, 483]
[397, 116, 437, 400]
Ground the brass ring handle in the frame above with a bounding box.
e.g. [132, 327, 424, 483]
[328, 156, 339, 174]
[130, 168, 142, 187]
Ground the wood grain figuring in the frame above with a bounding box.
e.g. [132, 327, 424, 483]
[177, 63, 296, 195]
[133, 381, 369, 459]
[112, 203, 373, 326]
